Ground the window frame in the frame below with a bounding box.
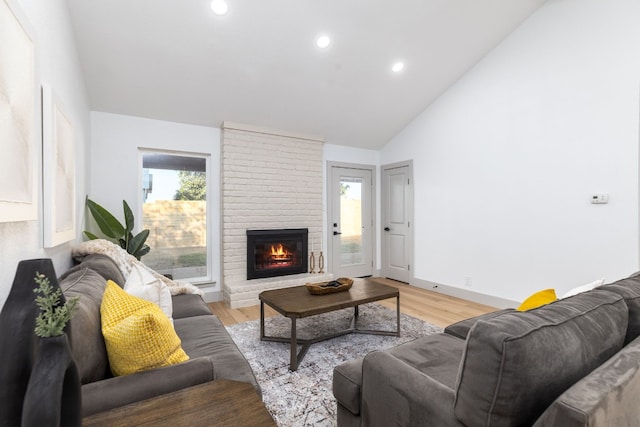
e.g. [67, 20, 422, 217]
[138, 148, 213, 284]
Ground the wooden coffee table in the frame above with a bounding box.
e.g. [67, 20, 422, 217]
[82, 380, 275, 426]
[259, 278, 400, 371]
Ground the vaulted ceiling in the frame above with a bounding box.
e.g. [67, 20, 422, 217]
[66, 0, 547, 149]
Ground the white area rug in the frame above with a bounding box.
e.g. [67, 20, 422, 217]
[226, 303, 442, 426]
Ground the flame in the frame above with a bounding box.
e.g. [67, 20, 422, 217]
[270, 244, 288, 256]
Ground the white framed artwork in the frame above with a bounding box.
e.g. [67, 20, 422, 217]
[42, 84, 76, 247]
[0, 0, 39, 223]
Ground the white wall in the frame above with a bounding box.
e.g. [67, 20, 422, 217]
[381, 0, 640, 303]
[90, 112, 221, 297]
[323, 144, 380, 167]
[0, 0, 90, 310]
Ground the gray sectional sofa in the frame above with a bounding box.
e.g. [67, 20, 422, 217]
[58, 254, 259, 417]
[333, 273, 640, 426]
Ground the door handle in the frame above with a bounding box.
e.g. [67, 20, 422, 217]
[384, 227, 390, 231]
[333, 231, 342, 235]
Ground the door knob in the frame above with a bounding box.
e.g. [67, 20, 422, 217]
[384, 227, 390, 231]
[333, 231, 342, 235]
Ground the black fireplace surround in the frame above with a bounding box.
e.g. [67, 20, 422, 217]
[246, 228, 308, 279]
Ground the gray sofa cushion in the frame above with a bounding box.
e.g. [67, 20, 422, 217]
[173, 315, 260, 393]
[61, 253, 126, 286]
[360, 334, 467, 427]
[599, 275, 640, 344]
[384, 334, 464, 389]
[533, 334, 640, 427]
[454, 290, 628, 427]
[172, 294, 212, 319]
[444, 308, 514, 339]
[59, 267, 110, 384]
[335, 333, 467, 424]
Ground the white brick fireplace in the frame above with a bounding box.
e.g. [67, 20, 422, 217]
[221, 122, 331, 308]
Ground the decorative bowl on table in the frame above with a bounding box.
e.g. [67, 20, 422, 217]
[305, 277, 354, 295]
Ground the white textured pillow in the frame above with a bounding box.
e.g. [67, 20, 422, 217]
[124, 264, 173, 322]
[561, 278, 605, 299]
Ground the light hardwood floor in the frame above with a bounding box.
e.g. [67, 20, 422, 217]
[208, 277, 498, 328]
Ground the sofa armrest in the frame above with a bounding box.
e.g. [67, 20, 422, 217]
[533, 335, 640, 427]
[81, 357, 215, 417]
[361, 351, 464, 427]
[333, 357, 364, 415]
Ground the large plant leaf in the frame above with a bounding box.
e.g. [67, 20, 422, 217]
[122, 200, 135, 250]
[86, 198, 125, 239]
[136, 245, 151, 258]
[129, 229, 150, 258]
[123, 200, 134, 234]
[83, 231, 100, 240]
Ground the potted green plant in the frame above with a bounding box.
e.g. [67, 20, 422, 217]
[84, 197, 151, 260]
[32, 272, 79, 338]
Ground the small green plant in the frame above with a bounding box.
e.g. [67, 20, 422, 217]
[84, 197, 151, 260]
[33, 272, 79, 338]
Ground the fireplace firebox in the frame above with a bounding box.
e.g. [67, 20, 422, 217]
[247, 229, 308, 279]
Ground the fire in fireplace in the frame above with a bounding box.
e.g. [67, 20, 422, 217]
[247, 229, 308, 279]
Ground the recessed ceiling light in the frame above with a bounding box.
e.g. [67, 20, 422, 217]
[210, 0, 228, 15]
[392, 62, 405, 73]
[316, 35, 331, 49]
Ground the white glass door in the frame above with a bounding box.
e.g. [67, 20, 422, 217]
[329, 165, 373, 278]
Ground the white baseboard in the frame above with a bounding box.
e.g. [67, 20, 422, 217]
[411, 278, 517, 309]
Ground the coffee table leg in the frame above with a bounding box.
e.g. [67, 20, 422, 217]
[260, 301, 265, 339]
[290, 317, 297, 371]
[354, 305, 359, 318]
[396, 295, 401, 336]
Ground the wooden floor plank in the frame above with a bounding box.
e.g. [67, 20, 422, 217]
[208, 277, 498, 328]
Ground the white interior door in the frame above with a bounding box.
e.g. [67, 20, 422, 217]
[382, 161, 413, 283]
[329, 164, 374, 278]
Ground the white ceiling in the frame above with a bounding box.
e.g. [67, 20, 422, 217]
[65, 0, 547, 149]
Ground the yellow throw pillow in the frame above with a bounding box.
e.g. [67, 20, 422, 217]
[101, 280, 189, 376]
[517, 288, 558, 311]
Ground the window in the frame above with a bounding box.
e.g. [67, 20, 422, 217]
[140, 150, 210, 282]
